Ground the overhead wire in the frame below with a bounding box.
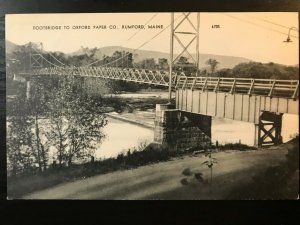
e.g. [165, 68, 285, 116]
[245, 14, 299, 31]
[223, 13, 299, 39]
[126, 13, 158, 41]
[85, 13, 159, 67]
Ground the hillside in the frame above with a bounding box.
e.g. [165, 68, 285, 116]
[5, 40, 20, 54]
[5, 41, 252, 69]
[69, 45, 252, 69]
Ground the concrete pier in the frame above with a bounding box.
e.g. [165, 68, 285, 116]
[154, 104, 211, 150]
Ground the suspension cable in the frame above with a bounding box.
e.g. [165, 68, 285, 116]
[48, 52, 66, 66]
[31, 47, 64, 68]
[85, 13, 184, 68]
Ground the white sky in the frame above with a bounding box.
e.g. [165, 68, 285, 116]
[5, 12, 299, 65]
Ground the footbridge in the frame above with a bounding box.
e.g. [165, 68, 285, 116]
[15, 58, 299, 149]
[173, 76, 298, 147]
[12, 12, 299, 148]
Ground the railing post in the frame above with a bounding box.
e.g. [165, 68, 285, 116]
[191, 77, 197, 90]
[201, 77, 208, 92]
[248, 79, 255, 95]
[268, 80, 276, 97]
[230, 78, 236, 94]
[214, 77, 220, 92]
[292, 81, 299, 100]
[182, 76, 188, 89]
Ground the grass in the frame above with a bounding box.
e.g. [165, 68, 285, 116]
[219, 143, 257, 151]
[225, 136, 299, 199]
[7, 141, 257, 199]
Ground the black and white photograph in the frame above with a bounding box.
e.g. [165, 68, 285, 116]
[5, 12, 299, 200]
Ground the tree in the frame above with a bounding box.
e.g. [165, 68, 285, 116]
[174, 56, 198, 76]
[7, 81, 53, 175]
[215, 68, 232, 77]
[7, 95, 35, 176]
[206, 58, 220, 76]
[28, 78, 52, 171]
[46, 76, 107, 166]
[65, 93, 106, 165]
[127, 52, 133, 68]
[135, 58, 156, 70]
[230, 62, 299, 79]
[177, 56, 189, 65]
[158, 58, 169, 70]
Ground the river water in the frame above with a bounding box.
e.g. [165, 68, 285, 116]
[95, 117, 153, 159]
[211, 114, 299, 146]
[95, 114, 298, 159]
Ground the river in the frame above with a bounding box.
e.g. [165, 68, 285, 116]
[211, 114, 299, 146]
[94, 114, 298, 159]
[95, 117, 153, 159]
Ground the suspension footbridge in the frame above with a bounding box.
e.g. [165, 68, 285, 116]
[13, 13, 299, 147]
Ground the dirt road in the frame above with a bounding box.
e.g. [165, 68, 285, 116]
[23, 147, 288, 200]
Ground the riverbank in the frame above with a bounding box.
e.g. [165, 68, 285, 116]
[7, 141, 256, 199]
[22, 138, 298, 200]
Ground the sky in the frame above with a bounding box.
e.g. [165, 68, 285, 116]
[5, 12, 299, 65]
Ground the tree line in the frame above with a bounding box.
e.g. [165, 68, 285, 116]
[214, 61, 299, 80]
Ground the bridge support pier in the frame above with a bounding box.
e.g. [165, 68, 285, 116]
[256, 111, 283, 147]
[154, 104, 211, 150]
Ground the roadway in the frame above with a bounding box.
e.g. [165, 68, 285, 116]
[23, 146, 289, 200]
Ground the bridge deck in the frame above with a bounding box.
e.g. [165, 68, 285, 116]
[18, 66, 299, 101]
[176, 76, 299, 99]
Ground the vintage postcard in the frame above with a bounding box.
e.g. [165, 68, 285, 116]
[5, 12, 299, 199]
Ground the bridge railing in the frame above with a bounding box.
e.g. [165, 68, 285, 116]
[25, 66, 299, 99]
[175, 76, 299, 99]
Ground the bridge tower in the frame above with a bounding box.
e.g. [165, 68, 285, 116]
[169, 12, 200, 102]
[25, 42, 44, 99]
[155, 13, 212, 150]
[29, 42, 44, 69]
